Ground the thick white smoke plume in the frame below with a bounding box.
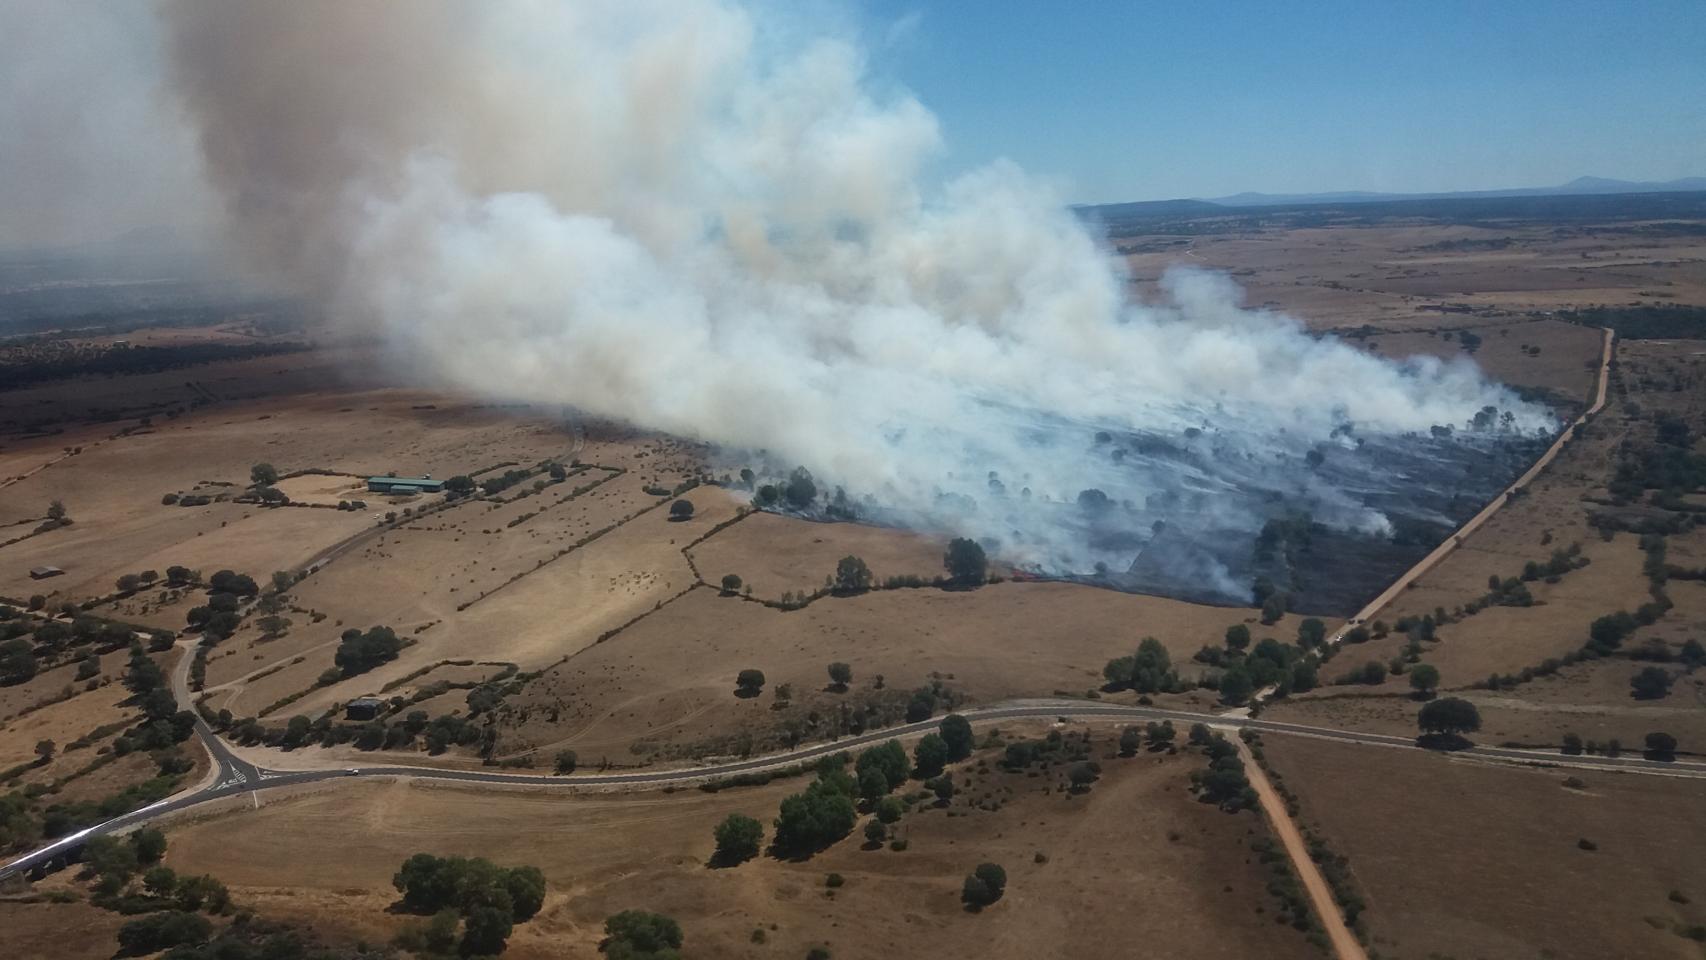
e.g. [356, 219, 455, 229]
[157, 1, 1552, 597]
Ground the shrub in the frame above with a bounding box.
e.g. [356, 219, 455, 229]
[1644, 731, 1678, 760]
[1408, 663, 1441, 697]
[962, 862, 1007, 908]
[602, 910, 683, 957]
[116, 912, 212, 956]
[1630, 666, 1674, 700]
[826, 662, 852, 690]
[735, 669, 766, 697]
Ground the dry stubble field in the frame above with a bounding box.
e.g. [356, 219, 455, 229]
[1259, 735, 1706, 960]
[160, 727, 1317, 960]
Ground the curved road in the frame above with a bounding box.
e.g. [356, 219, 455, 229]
[5, 678, 1701, 881]
[0, 338, 1664, 892]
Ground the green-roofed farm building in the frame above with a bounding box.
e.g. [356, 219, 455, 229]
[366, 476, 444, 494]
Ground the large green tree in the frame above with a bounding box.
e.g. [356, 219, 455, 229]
[833, 555, 873, 592]
[713, 814, 764, 865]
[943, 538, 988, 585]
[938, 714, 975, 761]
[913, 733, 950, 778]
[1417, 697, 1481, 737]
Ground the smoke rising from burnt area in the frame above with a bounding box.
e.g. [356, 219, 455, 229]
[158, 0, 1554, 606]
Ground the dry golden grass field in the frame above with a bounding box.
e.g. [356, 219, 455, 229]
[1258, 734, 1706, 960]
[160, 726, 1318, 960]
[3, 212, 1704, 959]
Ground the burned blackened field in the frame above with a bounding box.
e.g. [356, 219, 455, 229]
[766, 414, 1553, 619]
[1105, 425, 1550, 614]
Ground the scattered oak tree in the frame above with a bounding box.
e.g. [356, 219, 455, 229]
[961, 862, 1007, 909]
[712, 813, 764, 865]
[943, 538, 988, 586]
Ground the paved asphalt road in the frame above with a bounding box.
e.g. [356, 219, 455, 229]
[5, 687, 1702, 881]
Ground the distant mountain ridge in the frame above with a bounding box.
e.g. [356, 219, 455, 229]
[1204, 176, 1706, 208]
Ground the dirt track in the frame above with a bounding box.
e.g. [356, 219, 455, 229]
[1237, 737, 1369, 960]
[1330, 325, 1614, 640]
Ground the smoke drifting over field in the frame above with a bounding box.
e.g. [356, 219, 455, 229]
[154, 1, 1550, 599]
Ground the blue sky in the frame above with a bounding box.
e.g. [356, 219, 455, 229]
[853, 0, 1706, 203]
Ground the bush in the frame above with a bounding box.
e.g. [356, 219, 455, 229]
[116, 911, 213, 955]
[1408, 663, 1441, 697]
[826, 662, 852, 690]
[603, 910, 683, 957]
[1296, 618, 1326, 648]
[1630, 666, 1674, 700]
[735, 669, 765, 697]
[1644, 731, 1678, 760]
[962, 862, 1007, 908]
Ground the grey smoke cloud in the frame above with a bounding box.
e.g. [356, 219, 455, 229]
[32, 0, 1556, 596]
[0, 1, 213, 251]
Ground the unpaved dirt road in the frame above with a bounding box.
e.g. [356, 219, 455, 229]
[1326, 325, 1614, 643]
[1237, 737, 1370, 960]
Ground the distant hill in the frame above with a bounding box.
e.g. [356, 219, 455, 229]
[1206, 176, 1706, 207]
[1071, 198, 1227, 220]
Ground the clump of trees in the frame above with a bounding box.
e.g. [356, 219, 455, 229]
[1102, 637, 1179, 694]
[334, 625, 403, 676]
[1189, 733, 1256, 812]
[772, 758, 859, 857]
[668, 499, 695, 520]
[392, 853, 546, 956]
[855, 741, 910, 801]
